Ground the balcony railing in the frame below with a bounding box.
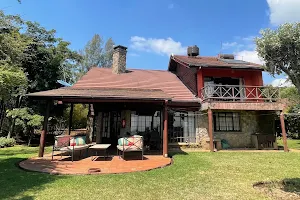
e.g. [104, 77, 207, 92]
[200, 85, 280, 102]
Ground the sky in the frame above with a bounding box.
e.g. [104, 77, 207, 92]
[1, 0, 300, 86]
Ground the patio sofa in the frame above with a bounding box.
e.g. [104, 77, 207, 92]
[117, 135, 143, 160]
[52, 135, 90, 162]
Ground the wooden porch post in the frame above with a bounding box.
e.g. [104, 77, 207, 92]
[38, 101, 50, 157]
[68, 103, 73, 135]
[280, 111, 288, 152]
[163, 100, 168, 157]
[208, 108, 214, 152]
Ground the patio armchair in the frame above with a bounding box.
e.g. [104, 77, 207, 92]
[52, 135, 90, 162]
[117, 135, 143, 160]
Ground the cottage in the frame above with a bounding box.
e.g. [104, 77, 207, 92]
[28, 45, 288, 158]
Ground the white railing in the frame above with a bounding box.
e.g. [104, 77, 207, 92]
[200, 85, 280, 102]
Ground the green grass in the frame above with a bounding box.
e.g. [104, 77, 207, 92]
[1, 146, 300, 200]
[277, 139, 300, 149]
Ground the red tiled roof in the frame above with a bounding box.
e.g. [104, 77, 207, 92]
[28, 68, 198, 102]
[171, 55, 263, 69]
[27, 87, 171, 100]
[73, 68, 198, 102]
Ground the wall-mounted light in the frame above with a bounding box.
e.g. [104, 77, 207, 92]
[122, 119, 126, 128]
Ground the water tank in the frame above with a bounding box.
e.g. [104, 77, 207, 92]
[218, 54, 235, 59]
[187, 45, 199, 56]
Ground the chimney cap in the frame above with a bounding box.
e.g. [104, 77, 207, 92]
[113, 45, 127, 50]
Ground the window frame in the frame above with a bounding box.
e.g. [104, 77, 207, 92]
[168, 111, 196, 143]
[213, 112, 241, 132]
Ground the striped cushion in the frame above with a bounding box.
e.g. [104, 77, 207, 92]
[118, 138, 128, 146]
[118, 135, 143, 148]
[70, 136, 86, 146]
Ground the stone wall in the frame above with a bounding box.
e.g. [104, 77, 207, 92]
[213, 111, 258, 148]
[112, 46, 127, 74]
[195, 111, 266, 149]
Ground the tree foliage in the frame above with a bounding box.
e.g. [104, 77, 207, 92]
[6, 108, 43, 129]
[22, 21, 81, 92]
[64, 104, 88, 129]
[256, 23, 300, 93]
[0, 11, 28, 101]
[280, 87, 300, 106]
[76, 34, 114, 79]
[0, 10, 81, 140]
[278, 87, 300, 138]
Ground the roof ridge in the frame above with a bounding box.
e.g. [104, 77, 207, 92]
[69, 87, 165, 92]
[91, 67, 170, 72]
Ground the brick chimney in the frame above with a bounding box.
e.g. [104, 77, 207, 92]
[112, 45, 127, 74]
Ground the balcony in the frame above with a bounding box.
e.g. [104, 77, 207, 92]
[200, 85, 280, 102]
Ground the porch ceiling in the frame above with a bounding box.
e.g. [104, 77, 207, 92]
[27, 87, 172, 102]
[201, 102, 285, 111]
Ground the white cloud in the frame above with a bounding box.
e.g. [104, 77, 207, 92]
[267, 0, 300, 25]
[242, 36, 255, 42]
[271, 78, 293, 87]
[130, 36, 186, 56]
[222, 42, 238, 49]
[235, 50, 264, 65]
[168, 3, 174, 9]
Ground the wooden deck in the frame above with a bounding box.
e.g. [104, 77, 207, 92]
[19, 154, 172, 175]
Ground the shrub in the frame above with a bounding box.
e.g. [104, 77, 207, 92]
[0, 137, 16, 147]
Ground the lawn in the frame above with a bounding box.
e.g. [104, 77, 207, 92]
[277, 139, 300, 150]
[1, 146, 300, 200]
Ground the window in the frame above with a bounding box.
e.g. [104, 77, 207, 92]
[168, 111, 196, 143]
[214, 112, 240, 131]
[130, 111, 161, 134]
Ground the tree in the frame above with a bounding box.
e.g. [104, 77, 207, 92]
[0, 11, 28, 102]
[63, 104, 88, 129]
[22, 21, 81, 93]
[76, 34, 114, 79]
[256, 23, 300, 94]
[0, 11, 81, 140]
[278, 87, 300, 138]
[280, 87, 300, 106]
[0, 11, 29, 136]
[6, 108, 43, 144]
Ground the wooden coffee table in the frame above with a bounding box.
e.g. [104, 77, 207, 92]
[89, 144, 111, 161]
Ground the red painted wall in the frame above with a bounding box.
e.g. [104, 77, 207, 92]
[197, 68, 263, 96]
[176, 63, 198, 94]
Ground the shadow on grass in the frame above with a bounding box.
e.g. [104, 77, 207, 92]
[254, 178, 300, 199]
[0, 148, 68, 199]
[282, 178, 300, 194]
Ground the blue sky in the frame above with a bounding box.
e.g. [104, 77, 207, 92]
[1, 0, 300, 86]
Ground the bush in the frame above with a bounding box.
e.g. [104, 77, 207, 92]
[0, 137, 16, 147]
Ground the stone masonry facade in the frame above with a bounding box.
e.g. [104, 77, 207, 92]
[112, 46, 127, 74]
[195, 110, 275, 149]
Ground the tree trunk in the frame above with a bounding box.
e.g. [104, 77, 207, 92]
[0, 100, 5, 134]
[28, 129, 33, 147]
[86, 104, 94, 143]
[6, 96, 22, 139]
[7, 118, 15, 139]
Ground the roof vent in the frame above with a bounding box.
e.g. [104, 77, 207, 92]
[218, 54, 234, 59]
[187, 45, 199, 57]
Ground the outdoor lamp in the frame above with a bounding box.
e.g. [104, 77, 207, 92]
[122, 119, 126, 128]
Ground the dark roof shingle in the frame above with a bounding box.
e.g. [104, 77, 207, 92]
[28, 68, 198, 102]
[171, 55, 263, 69]
[27, 87, 171, 100]
[73, 68, 198, 102]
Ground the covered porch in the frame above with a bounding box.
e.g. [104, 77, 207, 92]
[27, 87, 175, 158]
